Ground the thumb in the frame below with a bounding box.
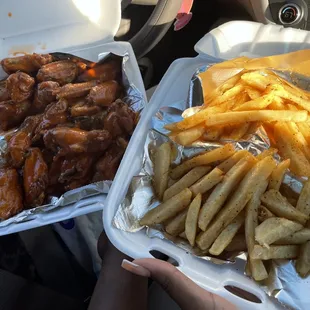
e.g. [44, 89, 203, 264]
[122, 258, 236, 310]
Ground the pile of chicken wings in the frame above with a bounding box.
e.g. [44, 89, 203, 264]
[0, 53, 137, 220]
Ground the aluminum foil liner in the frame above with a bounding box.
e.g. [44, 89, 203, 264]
[113, 64, 310, 309]
[0, 51, 145, 228]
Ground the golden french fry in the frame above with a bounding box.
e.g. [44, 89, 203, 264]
[189, 168, 223, 196]
[217, 150, 252, 173]
[297, 122, 310, 145]
[209, 211, 245, 256]
[241, 71, 280, 91]
[221, 123, 250, 141]
[295, 237, 310, 277]
[258, 205, 275, 223]
[179, 231, 187, 239]
[245, 259, 252, 277]
[205, 110, 307, 127]
[140, 188, 192, 226]
[225, 234, 247, 252]
[165, 209, 188, 236]
[201, 126, 224, 141]
[153, 142, 171, 200]
[168, 178, 178, 187]
[164, 122, 180, 132]
[274, 122, 310, 177]
[296, 179, 310, 216]
[233, 94, 274, 111]
[256, 147, 278, 160]
[255, 217, 303, 246]
[196, 155, 276, 250]
[170, 144, 235, 179]
[163, 166, 211, 201]
[243, 122, 262, 138]
[245, 179, 269, 280]
[261, 189, 309, 225]
[274, 228, 310, 245]
[245, 86, 261, 100]
[185, 193, 202, 246]
[174, 125, 205, 146]
[268, 96, 286, 110]
[251, 245, 298, 260]
[210, 84, 245, 107]
[198, 154, 256, 231]
[268, 159, 290, 191]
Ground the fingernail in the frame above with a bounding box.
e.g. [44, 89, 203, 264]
[121, 259, 151, 277]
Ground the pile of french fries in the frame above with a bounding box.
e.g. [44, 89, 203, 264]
[140, 143, 310, 281]
[165, 70, 310, 177]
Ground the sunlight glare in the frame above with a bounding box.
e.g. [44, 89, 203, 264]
[72, 0, 101, 24]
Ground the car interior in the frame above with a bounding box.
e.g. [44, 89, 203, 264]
[0, 0, 307, 309]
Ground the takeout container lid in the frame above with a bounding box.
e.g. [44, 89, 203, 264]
[104, 21, 310, 310]
[0, 0, 121, 58]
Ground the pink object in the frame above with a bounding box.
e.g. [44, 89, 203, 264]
[174, 0, 194, 31]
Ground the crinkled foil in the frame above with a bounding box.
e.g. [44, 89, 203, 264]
[113, 64, 310, 309]
[0, 52, 145, 228]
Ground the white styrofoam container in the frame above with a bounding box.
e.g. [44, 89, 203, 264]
[104, 21, 310, 310]
[0, 0, 146, 235]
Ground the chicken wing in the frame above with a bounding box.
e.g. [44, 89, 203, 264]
[1, 53, 53, 74]
[43, 127, 112, 158]
[77, 59, 121, 82]
[87, 80, 119, 106]
[23, 148, 48, 207]
[0, 168, 23, 220]
[103, 100, 136, 138]
[6, 114, 43, 167]
[73, 110, 107, 131]
[70, 101, 101, 117]
[37, 60, 78, 85]
[0, 100, 31, 131]
[6, 72, 35, 102]
[0, 80, 10, 101]
[92, 144, 125, 181]
[54, 80, 97, 99]
[32, 81, 60, 113]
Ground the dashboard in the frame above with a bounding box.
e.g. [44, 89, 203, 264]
[238, 0, 310, 30]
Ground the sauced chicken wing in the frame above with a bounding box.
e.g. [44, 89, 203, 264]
[0, 80, 10, 101]
[78, 59, 121, 82]
[23, 148, 48, 207]
[33, 81, 60, 113]
[43, 127, 112, 157]
[6, 72, 35, 102]
[87, 80, 119, 106]
[70, 102, 101, 117]
[37, 60, 78, 85]
[1, 53, 53, 74]
[93, 144, 125, 181]
[0, 100, 31, 131]
[0, 168, 23, 220]
[33, 99, 68, 141]
[54, 80, 97, 99]
[6, 114, 43, 167]
[104, 100, 136, 138]
[73, 110, 107, 131]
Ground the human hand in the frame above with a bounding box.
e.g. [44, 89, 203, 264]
[122, 258, 236, 310]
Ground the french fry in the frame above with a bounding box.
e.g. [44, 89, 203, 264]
[170, 144, 235, 179]
[201, 127, 224, 141]
[241, 71, 280, 91]
[256, 147, 278, 161]
[245, 179, 269, 280]
[140, 188, 192, 226]
[163, 166, 211, 201]
[274, 228, 310, 245]
[297, 122, 310, 145]
[153, 142, 171, 200]
[233, 94, 274, 111]
[245, 86, 261, 100]
[196, 155, 276, 250]
[268, 96, 286, 110]
[261, 190, 309, 225]
[258, 205, 275, 223]
[296, 179, 310, 216]
[222, 123, 250, 141]
[165, 209, 188, 236]
[274, 122, 310, 177]
[255, 217, 303, 246]
[251, 245, 298, 260]
[189, 168, 224, 196]
[225, 234, 247, 252]
[209, 211, 244, 256]
[217, 150, 253, 173]
[174, 125, 205, 146]
[179, 231, 187, 239]
[185, 193, 202, 246]
[245, 259, 252, 277]
[243, 122, 262, 138]
[209, 84, 244, 107]
[295, 241, 310, 278]
[268, 159, 290, 191]
[198, 154, 256, 231]
[205, 110, 307, 127]
[168, 178, 178, 187]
